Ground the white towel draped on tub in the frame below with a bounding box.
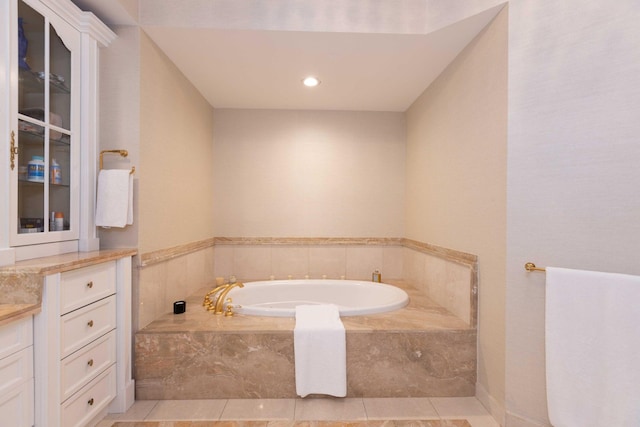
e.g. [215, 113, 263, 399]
[294, 304, 346, 397]
[95, 169, 133, 228]
[546, 267, 640, 427]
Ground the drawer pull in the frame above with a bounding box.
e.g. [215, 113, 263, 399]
[88, 398, 94, 406]
[87, 320, 94, 327]
[87, 281, 94, 289]
[88, 359, 94, 367]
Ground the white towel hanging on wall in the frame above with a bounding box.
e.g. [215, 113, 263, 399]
[95, 169, 133, 228]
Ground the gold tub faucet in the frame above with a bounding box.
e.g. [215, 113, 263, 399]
[203, 284, 229, 311]
[214, 282, 244, 314]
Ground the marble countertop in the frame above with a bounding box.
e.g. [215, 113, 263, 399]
[0, 303, 40, 328]
[0, 248, 137, 326]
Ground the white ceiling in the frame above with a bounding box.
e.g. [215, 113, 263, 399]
[72, 1, 503, 112]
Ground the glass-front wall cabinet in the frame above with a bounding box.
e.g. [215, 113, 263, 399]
[12, 0, 80, 244]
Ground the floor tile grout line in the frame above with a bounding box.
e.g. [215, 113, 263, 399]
[218, 398, 230, 420]
[362, 397, 369, 420]
[293, 397, 298, 420]
[142, 400, 161, 421]
[428, 397, 444, 419]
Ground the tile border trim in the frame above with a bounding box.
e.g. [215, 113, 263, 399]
[138, 237, 478, 272]
[213, 236, 405, 246]
[401, 238, 477, 267]
[138, 238, 216, 267]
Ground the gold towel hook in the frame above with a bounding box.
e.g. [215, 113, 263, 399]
[99, 149, 135, 175]
[525, 262, 546, 272]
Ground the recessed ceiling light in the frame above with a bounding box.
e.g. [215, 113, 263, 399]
[302, 76, 321, 87]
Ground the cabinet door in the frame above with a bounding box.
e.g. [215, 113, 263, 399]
[10, 0, 80, 246]
[0, 380, 34, 427]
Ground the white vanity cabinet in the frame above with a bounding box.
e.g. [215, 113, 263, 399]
[0, 0, 116, 266]
[0, 316, 34, 426]
[34, 255, 134, 427]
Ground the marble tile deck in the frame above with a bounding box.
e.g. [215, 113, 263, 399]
[135, 281, 476, 400]
[139, 280, 471, 333]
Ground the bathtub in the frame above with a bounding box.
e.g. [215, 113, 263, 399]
[226, 279, 409, 317]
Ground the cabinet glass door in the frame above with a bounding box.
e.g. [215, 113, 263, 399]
[14, 0, 76, 241]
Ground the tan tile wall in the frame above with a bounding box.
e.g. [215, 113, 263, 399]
[403, 247, 476, 326]
[213, 243, 404, 282]
[136, 244, 215, 330]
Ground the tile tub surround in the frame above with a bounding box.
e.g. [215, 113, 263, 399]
[134, 280, 476, 400]
[137, 240, 216, 330]
[213, 237, 477, 328]
[402, 245, 477, 328]
[134, 236, 477, 333]
[213, 241, 405, 284]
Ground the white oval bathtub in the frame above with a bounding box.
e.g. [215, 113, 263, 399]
[225, 279, 409, 317]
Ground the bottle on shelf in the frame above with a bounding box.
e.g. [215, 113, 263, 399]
[27, 156, 45, 182]
[54, 212, 64, 231]
[50, 158, 62, 184]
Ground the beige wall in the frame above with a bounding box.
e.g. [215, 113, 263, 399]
[405, 7, 508, 422]
[505, 1, 640, 426]
[99, 27, 215, 254]
[212, 109, 406, 238]
[139, 31, 215, 253]
[99, 26, 141, 250]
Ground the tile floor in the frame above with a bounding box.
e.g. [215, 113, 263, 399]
[97, 397, 499, 427]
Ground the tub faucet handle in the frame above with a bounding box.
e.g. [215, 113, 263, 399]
[203, 284, 230, 311]
[214, 282, 244, 314]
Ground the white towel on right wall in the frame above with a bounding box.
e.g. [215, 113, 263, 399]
[546, 267, 640, 427]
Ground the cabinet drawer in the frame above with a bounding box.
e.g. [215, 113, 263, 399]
[0, 378, 34, 427]
[60, 262, 116, 314]
[0, 317, 33, 360]
[61, 365, 116, 427]
[0, 346, 33, 397]
[61, 330, 116, 401]
[60, 296, 116, 358]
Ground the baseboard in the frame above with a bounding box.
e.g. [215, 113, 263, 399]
[504, 411, 551, 427]
[109, 379, 135, 413]
[476, 382, 506, 426]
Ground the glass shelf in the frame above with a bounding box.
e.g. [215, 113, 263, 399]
[19, 68, 70, 94]
[18, 178, 70, 188]
[18, 126, 71, 147]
